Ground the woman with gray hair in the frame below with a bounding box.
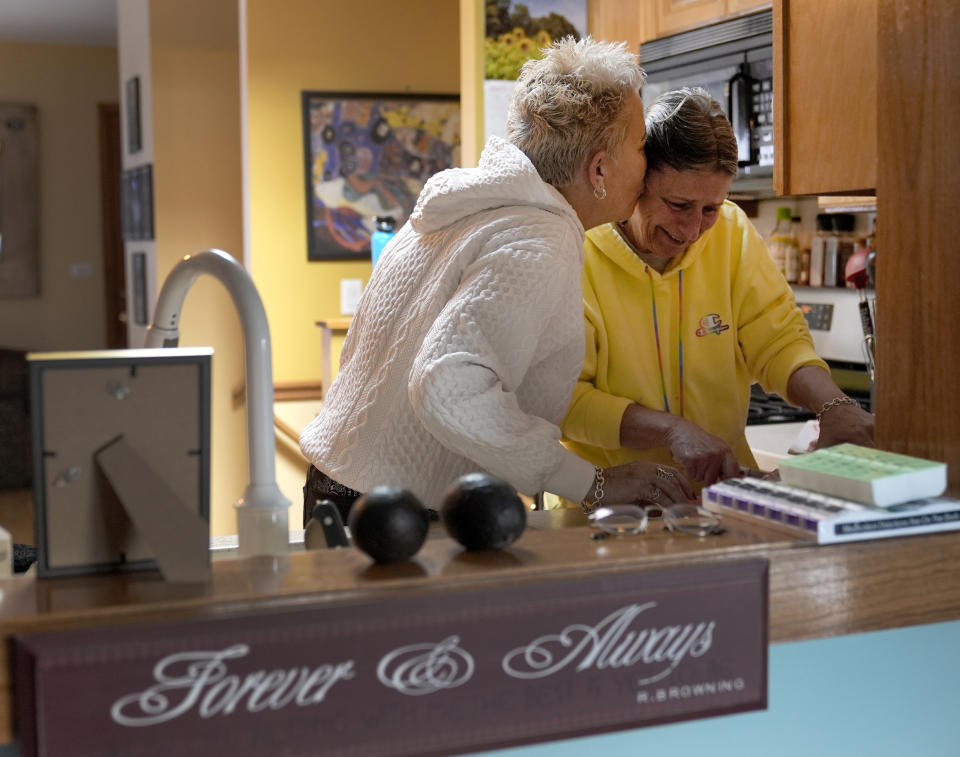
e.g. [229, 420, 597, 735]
[561, 87, 874, 492]
[300, 38, 695, 526]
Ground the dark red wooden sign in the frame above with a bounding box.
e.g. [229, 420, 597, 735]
[13, 558, 768, 756]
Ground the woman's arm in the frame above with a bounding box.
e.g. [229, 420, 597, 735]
[564, 338, 741, 485]
[786, 364, 875, 448]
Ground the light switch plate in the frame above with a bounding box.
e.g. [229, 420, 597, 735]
[70, 262, 93, 278]
[340, 278, 363, 315]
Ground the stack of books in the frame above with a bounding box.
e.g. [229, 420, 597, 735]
[704, 444, 957, 544]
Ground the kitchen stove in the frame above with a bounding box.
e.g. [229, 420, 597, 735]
[748, 384, 815, 425]
[747, 285, 875, 426]
[747, 381, 872, 426]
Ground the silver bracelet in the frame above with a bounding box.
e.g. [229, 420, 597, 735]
[581, 466, 605, 515]
[816, 396, 860, 422]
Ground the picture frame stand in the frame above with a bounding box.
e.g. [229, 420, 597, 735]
[95, 436, 210, 583]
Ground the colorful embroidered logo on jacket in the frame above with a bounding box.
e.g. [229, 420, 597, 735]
[696, 314, 730, 337]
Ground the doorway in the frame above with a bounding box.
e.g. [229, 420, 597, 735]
[98, 103, 126, 348]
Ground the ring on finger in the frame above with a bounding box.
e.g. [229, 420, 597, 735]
[656, 466, 676, 481]
[649, 485, 662, 501]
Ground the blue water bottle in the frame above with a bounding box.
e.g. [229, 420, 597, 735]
[370, 215, 396, 267]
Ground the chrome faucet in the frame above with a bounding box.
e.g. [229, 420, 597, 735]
[145, 249, 291, 556]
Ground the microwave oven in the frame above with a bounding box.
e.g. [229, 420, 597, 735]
[640, 9, 774, 198]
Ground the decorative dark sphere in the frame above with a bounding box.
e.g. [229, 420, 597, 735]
[347, 487, 429, 564]
[441, 473, 527, 551]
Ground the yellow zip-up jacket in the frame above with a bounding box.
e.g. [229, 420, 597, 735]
[562, 200, 827, 476]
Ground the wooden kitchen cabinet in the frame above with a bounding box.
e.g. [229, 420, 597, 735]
[726, 0, 771, 14]
[587, 0, 652, 50]
[646, 0, 771, 41]
[590, 0, 771, 49]
[773, 0, 877, 195]
[653, 0, 728, 37]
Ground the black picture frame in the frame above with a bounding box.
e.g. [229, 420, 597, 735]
[131, 251, 148, 326]
[125, 76, 142, 154]
[121, 164, 154, 241]
[301, 91, 460, 261]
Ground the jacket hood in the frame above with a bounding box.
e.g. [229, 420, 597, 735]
[409, 136, 582, 235]
[586, 201, 745, 280]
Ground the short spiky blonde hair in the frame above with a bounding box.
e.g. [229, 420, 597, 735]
[506, 36, 645, 188]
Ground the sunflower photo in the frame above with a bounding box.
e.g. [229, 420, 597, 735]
[484, 0, 586, 80]
[483, 1, 587, 141]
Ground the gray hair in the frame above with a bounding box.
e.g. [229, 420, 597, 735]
[506, 36, 646, 188]
[643, 87, 739, 176]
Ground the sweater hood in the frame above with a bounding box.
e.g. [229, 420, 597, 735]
[586, 200, 745, 280]
[409, 136, 582, 235]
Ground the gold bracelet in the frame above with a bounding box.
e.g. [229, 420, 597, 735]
[581, 466, 605, 515]
[816, 396, 860, 422]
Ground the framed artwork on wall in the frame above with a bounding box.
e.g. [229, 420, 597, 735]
[131, 251, 148, 326]
[0, 103, 40, 296]
[125, 76, 142, 154]
[121, 164, 153, 241]
[301, 91, 460, 261]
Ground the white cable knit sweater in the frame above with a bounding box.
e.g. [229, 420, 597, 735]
[299, 137, 596, 508]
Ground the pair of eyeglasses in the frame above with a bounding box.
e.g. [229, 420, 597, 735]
[589, 503, 723, 537]
[664, 504, 725, 536]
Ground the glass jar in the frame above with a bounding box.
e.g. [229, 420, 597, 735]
[768, 206, 796, 279]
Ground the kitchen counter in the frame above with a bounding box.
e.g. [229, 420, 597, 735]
[1, 508, 959, 747]
[746, 420, 809, 470]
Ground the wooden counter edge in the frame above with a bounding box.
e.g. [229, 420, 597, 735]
[2, 525, 958, 643]
[0, 526, 958, 744]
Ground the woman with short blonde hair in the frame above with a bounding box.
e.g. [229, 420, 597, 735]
[301, 38, 695, 527]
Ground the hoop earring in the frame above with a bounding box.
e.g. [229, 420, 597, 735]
[593, 184, 607, 201]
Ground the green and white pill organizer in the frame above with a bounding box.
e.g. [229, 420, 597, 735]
[778, 443, 947, 507]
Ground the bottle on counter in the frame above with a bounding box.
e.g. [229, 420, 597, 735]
[822, 221, 839, 287]
[786, 214, 802, 284]
[832, 213, 857, 288]
[809, 213, 831, 286]
[370, 215, 397, 268]
[768, 206, 797, 280]
[797, 244, 811, 285]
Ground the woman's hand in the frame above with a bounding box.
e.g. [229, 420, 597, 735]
[786, 366, 875, 449]
[815, 402, 875, 449]
[662, 417, 741, 485]
[600, 460, 695, 506]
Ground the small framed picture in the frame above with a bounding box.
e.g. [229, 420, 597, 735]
[121, 164, 154, 241]
[125, 76, 142, 154]
[131, 251, 149, 326]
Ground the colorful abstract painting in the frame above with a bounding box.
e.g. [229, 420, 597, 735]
[302, 92, 461, 261]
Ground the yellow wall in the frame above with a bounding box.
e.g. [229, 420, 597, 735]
[245, 0, 461, 386]
[149, 0, 249, 536]
[0, 43, 117, 352]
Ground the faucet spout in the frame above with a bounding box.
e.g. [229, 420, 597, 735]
[146, 249, 291, 556]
